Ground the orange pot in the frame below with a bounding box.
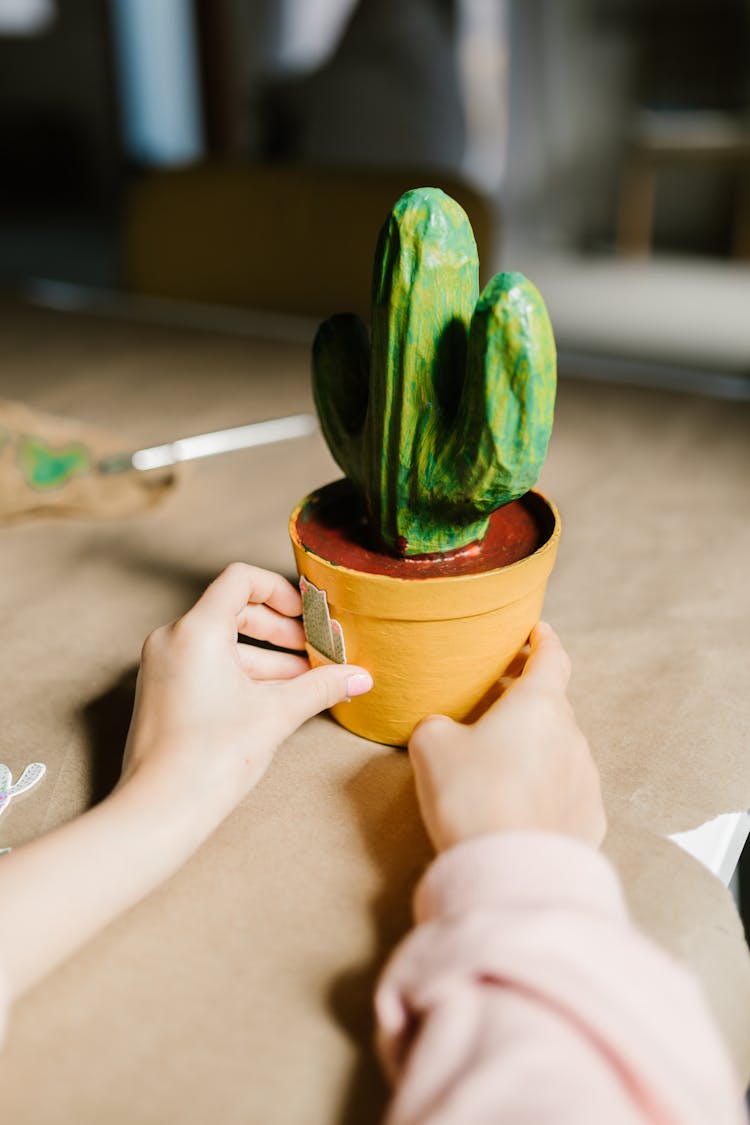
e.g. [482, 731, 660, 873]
[289, 486, 561, 747]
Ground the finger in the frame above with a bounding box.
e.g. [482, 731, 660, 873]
[273, 664, 373, 732]
[409, 713, 466, 764]
[500, 643, 531, 685]
[236, 645, 310, 681]
[190, 563, 302, 628]
[237, 603, 305, 650]
[518, 621, 572, 695]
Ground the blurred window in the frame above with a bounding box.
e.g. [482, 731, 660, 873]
[110, 0, 203, 165]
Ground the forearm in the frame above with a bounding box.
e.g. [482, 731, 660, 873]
[0, 771, 215, 1002]
[376, 834, 746, 1125]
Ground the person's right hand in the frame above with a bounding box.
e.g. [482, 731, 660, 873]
[408, 622, 606, 852]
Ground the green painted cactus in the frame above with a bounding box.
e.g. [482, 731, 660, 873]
[313, 187, 556, 556]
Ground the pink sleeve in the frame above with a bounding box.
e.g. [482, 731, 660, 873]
[375, 833, 747, 1125]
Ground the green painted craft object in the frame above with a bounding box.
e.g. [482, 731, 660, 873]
[18, 436, 91, 490]
[312, 187, 557, 556]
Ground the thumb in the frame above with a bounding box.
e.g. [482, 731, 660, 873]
[275, 664, 373, 732]
[409, 713, 466, 768]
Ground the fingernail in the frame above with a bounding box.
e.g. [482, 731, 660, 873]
[346, 672, 373, 699]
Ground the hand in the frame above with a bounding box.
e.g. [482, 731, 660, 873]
[120, 562, 373, 835]
[408, 622, 606, 851]
[0, 564, 374, 1002]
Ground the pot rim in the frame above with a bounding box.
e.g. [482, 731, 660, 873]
[289, 482, 561, 592]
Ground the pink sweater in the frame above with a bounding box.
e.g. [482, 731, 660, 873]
[0, 835, 744, 1121]
[376, 833, 748, 1125]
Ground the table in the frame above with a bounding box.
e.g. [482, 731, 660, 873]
[1, 298, 749, 1123]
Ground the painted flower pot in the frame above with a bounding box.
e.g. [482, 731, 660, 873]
[289, 479, 560, 747]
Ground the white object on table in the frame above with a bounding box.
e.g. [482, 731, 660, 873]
[671, 810, 750, 886]
[98, 415, 317, 474]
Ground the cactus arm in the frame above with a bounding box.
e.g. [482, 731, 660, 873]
[8, 762, 46, 797]
[445, 271, 557, 515]
[312, 313, 370, 490]
[365, 188, 478, 553]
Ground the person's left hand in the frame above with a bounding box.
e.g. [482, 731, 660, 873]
[120, 563, 372, 834]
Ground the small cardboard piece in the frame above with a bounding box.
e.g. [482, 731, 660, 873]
[300, 576, 347, 663]
[0, 763, 46, 823]
[0, 299, 749, 1122]
[0, 398, 177, 524]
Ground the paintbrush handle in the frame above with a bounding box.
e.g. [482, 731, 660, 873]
[99, 414, 317, 473]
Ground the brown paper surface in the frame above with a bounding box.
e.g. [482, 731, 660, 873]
[0, 299, 749, 1122]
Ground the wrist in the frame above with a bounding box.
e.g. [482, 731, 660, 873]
[113, 754, 229, 858]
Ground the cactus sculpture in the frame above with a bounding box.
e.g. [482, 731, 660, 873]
[313, 187, 557, 556]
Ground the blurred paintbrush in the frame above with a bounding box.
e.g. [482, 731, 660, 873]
[98, 413, 317, 474]
[0, 400, 318, 524]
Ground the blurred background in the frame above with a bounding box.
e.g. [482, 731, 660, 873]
[1, 0, 750, 396]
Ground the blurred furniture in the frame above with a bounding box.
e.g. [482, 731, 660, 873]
[617, 112, 750, 258]
[123, 162, 496, 320]
[618, 0, 750, 258]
